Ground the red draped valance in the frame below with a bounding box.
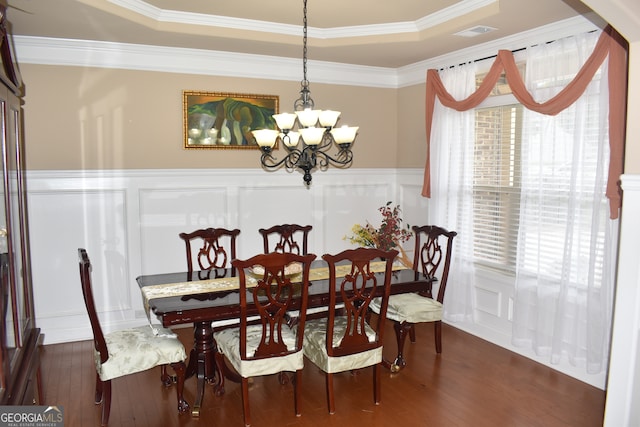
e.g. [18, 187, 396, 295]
[422, 26, 628, 219]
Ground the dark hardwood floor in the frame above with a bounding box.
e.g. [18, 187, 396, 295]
[39, 322, 605, 426]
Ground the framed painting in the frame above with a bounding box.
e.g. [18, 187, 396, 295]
[183, 91, 279, 149]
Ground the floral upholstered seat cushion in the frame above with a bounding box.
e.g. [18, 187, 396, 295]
[213, 324, 303, 378]
[96, 325, 187, 381]
[302, 316, 382, 373]
[370, 293, 442, 323]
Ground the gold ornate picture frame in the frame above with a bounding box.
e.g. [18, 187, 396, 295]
[183, 91, 279, 149]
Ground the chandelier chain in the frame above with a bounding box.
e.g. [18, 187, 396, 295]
[295, 0, 313, 110]
[302, 0, 308, 84]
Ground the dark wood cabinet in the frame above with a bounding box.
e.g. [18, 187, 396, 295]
[0, 6, 41, 406]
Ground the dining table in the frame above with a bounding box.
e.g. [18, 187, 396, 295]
[136, 260, 432, 416]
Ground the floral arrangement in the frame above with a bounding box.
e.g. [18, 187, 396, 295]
[344, 202, 412, 256]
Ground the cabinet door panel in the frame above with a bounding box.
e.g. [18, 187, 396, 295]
[0, 91, 15, 402]
[0, 252, 10, 400]
[6, 95, 30, 344]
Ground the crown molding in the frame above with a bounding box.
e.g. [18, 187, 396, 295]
[108, 0, 496, 39]
[11, 35, 399, 88]
[397, 15, 599, 87]
[12, 15, 598, 89]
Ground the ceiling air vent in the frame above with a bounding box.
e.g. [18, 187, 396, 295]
[454, 25, 497, 37]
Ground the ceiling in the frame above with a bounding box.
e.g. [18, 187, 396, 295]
[4, 0, 597, 68]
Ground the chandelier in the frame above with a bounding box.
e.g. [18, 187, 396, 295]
[251, 0, 358, 186]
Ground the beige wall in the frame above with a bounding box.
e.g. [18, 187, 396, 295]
[20, 64, 400, 171]
[580, 0, 640, 174]
[396, 84, 428, 168]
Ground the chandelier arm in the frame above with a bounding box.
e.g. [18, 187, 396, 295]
[314, 146, 354, 170]
[260, 149, 302, 171]
[284, 150, 304, 170]
[315, 132, 335, 151]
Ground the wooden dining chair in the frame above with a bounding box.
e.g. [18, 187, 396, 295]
[178, 227, 241, 413]
[370, 225, 457, 372]
[179, 227, 241, 280]
[78, 248, 189, 426]
[258, 224, 312, 255]
[213, 251, 316, 426]
[302, 247, 397, 414]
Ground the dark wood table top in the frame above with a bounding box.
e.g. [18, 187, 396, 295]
[137, 262, 428, 328]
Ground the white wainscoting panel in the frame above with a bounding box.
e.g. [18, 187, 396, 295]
[236, 183, 316, 257]
[604, 174, 640, 426]
[27, 168, 416, 344]
[395, 173, 432, 236]
[475, 286, 502, 317]
[138, 186, 231, 275]
[322, 182, 393, 255]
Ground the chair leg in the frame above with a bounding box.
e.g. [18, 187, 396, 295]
[278, 371, 290, 385]
[170, 361, 190, 414]
[326, 372, 335, 414]
[409, 323, 417, 343]
[213, 351, 237, 396]
[434, 320, 442, 353]
[373, 363, 381, 405]
[94, 373, 103, 404]
[241, 377, 251, 427]
[383, 321, 412, 373]
[100, 380, 112, 427]
[294, 369, 303, 417]
[213, 345, 225, 391]
[160, 364, 172, 386]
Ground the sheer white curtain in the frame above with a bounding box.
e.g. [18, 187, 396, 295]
[429, 64, 477, 323]
[430, 30, 617, 373]
[511, 31, 617, 373]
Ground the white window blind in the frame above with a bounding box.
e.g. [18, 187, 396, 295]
[473, 104, 522, 272]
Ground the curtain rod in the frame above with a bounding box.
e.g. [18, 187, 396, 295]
[441, 29, 599, 70]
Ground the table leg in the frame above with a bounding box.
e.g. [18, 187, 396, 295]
[188, 321, 217, 417]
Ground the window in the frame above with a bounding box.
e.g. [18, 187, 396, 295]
[473, 103, 522, 272]
[470, 70, 609, 286]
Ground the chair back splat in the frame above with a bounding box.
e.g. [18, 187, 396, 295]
[259, 224, 312, 255]
[179, 227, 240, 280]
[412, 225, 457, 303]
